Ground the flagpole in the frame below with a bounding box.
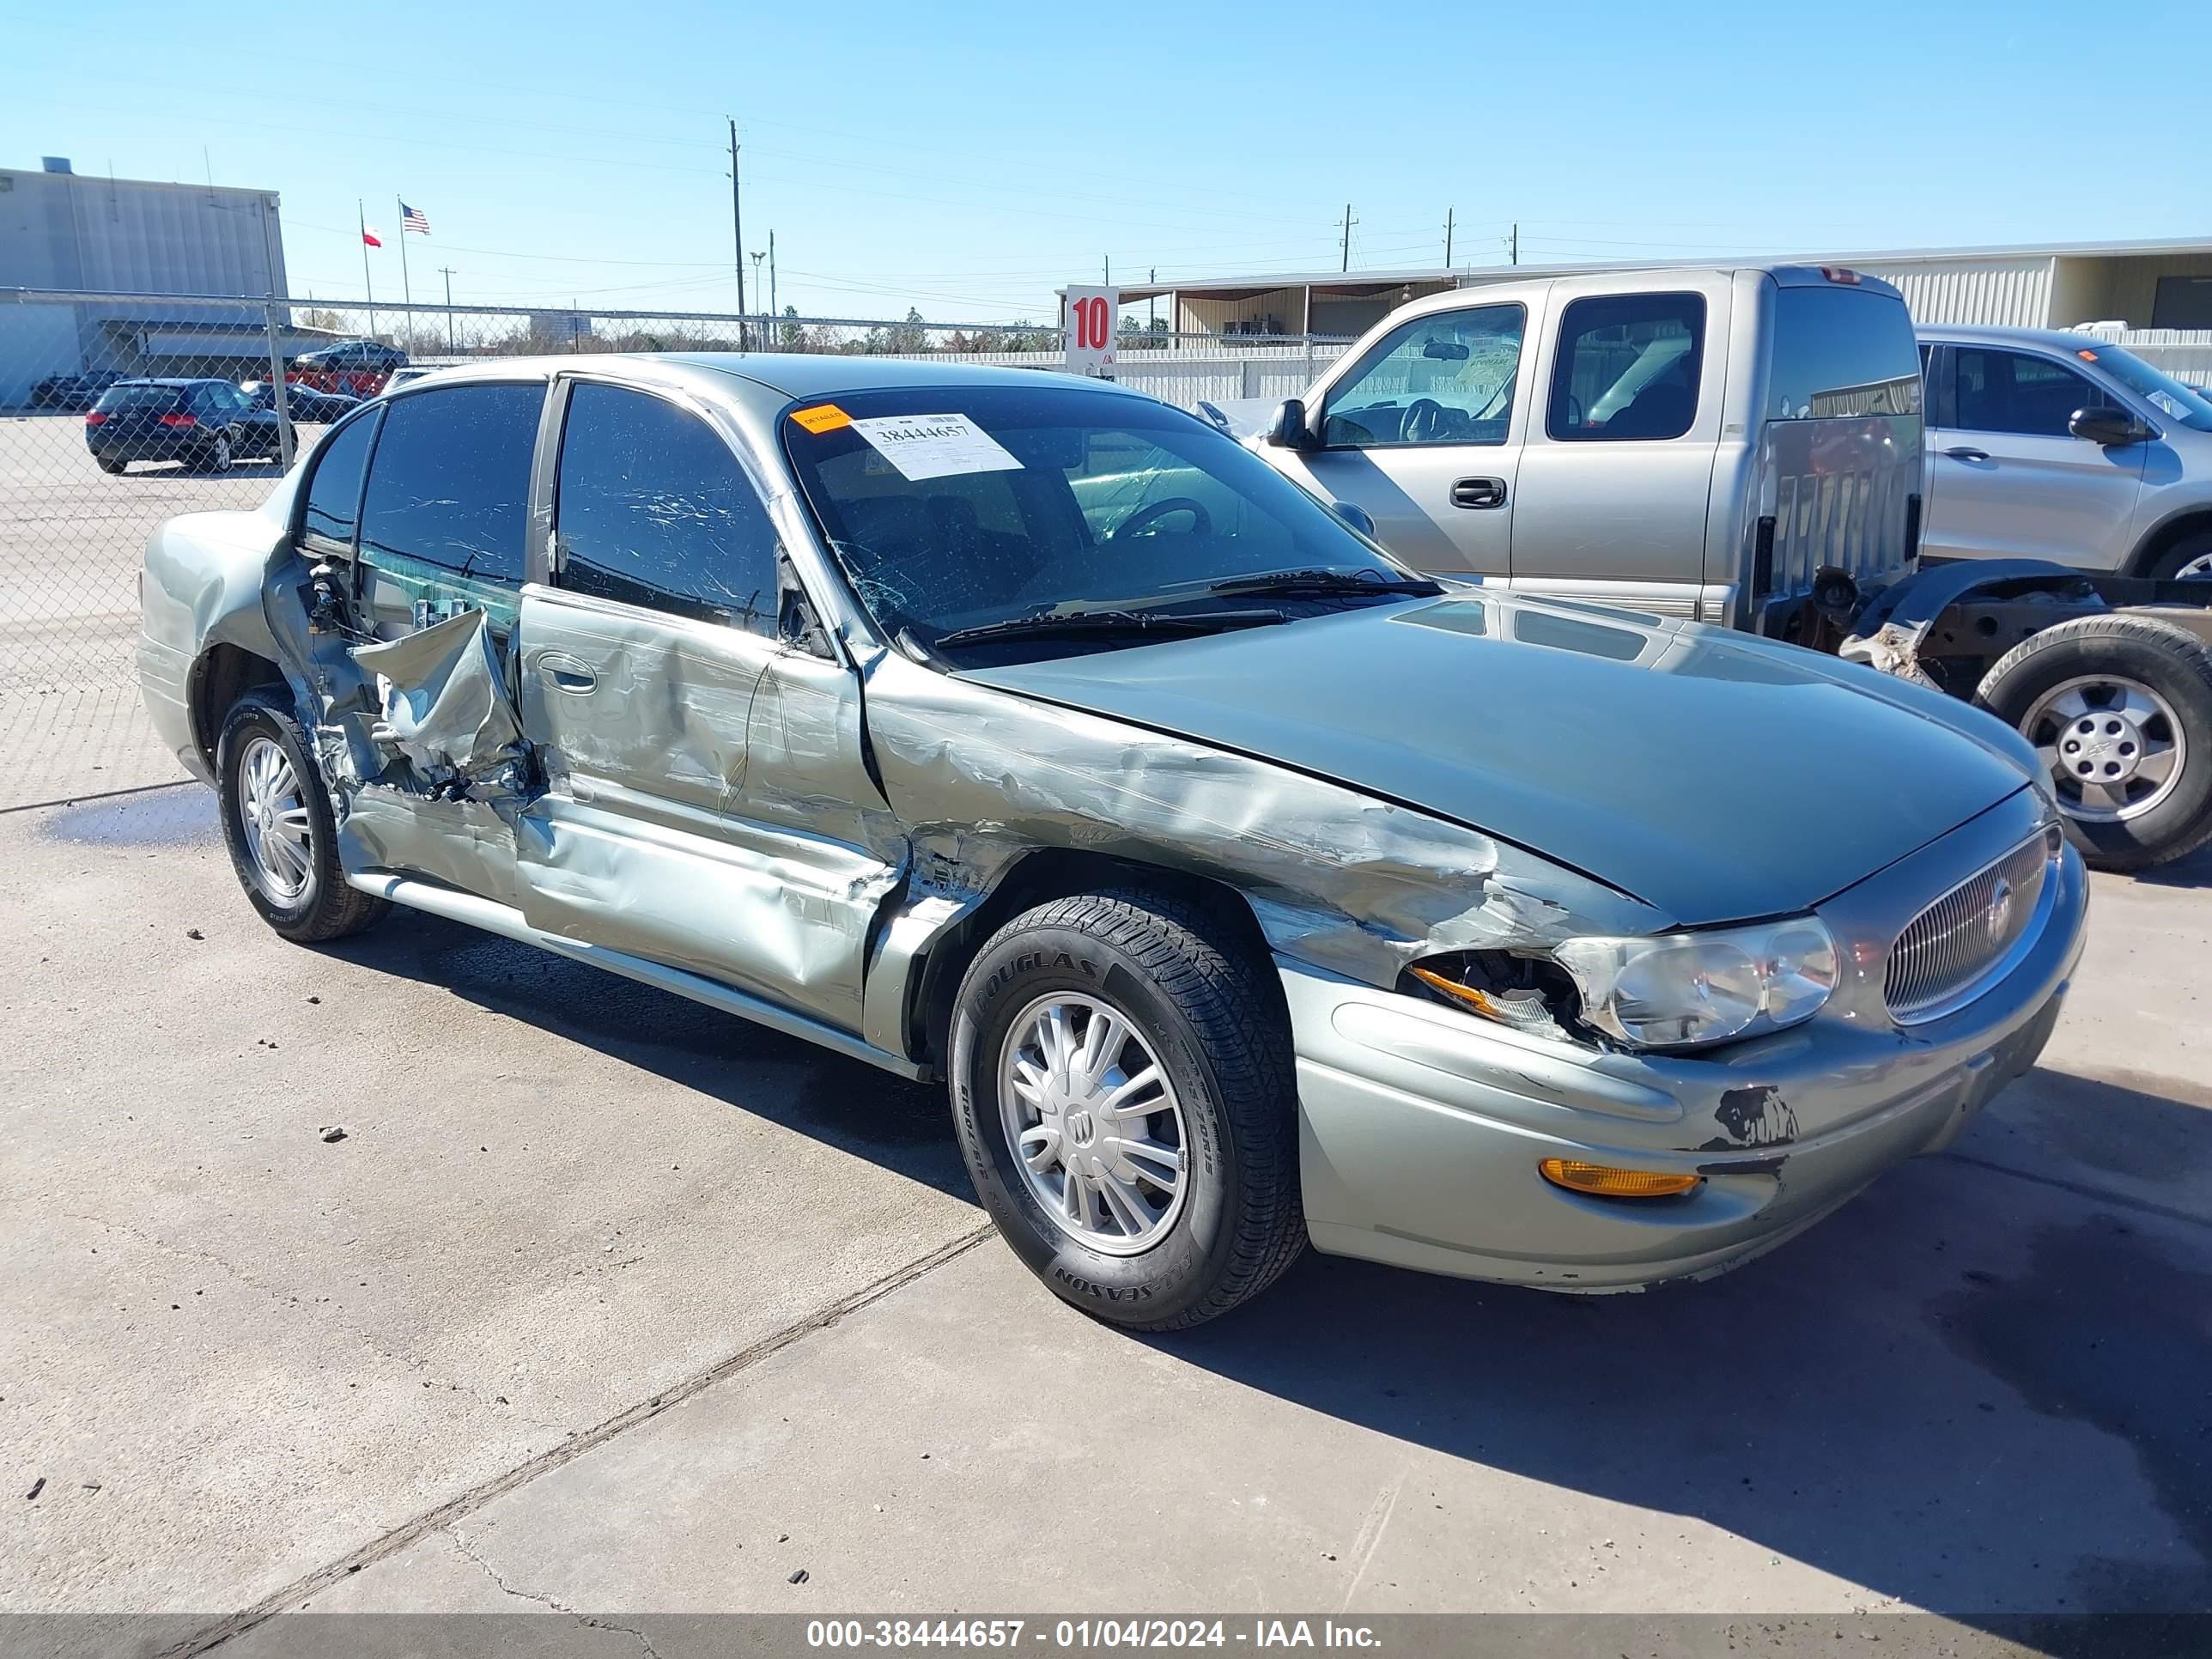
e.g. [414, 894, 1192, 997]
[396, 197, 414, 319]
[358, 199, 375, 339]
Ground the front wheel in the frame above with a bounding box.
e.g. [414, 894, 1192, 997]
[1977, 613, 2212, 871]
[216, 690, 387, 943]
[949, 889, 1304, 1331]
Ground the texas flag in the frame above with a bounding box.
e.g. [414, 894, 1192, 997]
[362, 226, 384, 248]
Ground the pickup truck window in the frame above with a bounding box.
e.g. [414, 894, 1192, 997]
[1319, 304, 1524, 448]
[1547, 293, 1705, 442]
[1953, 349, 2100, 439]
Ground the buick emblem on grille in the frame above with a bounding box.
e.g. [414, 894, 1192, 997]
[1984, 876, 2014, 944]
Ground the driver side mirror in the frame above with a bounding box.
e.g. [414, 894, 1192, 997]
[1266, 398, 1317, 452]
[1329, 500, 1377, 538]
[2069, 405, 2154, 447]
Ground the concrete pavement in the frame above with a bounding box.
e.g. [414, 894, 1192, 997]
[3, 784, 2207, 1647]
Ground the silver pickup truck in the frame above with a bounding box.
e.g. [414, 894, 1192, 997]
[1253, 265, 2212, 872]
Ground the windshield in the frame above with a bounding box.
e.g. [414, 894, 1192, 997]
[781, 384, 1419, 650]
[2076, 343, 2212, 432]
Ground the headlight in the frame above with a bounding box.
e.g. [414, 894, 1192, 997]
[1552, 917, 1838, 1049]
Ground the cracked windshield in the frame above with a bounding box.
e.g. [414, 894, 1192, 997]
[782, 383, 1418, 650]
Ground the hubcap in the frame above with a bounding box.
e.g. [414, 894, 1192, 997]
[998, 993, 1189, 1255]
[2177, 550, 2212, 581]
[236, 734, 315, 902]
[2021, 674, 2187, 823]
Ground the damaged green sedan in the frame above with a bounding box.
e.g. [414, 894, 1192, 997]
[138, 356, 2087, 1328]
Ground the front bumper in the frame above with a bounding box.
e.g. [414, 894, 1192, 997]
[1286, 789, 2087, 1291]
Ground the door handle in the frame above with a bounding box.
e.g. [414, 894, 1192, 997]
[1942, 447, 1990, 462]
[535, 653, 597, 694]
[1450, 477, 1508, 509]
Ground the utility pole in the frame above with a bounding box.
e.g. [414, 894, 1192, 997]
[438, 266, 456, 353]
[1443, 207, 1455, 268]
[769, 230, 777, 337]
[1148, 268, 1156, 332]
[1340, 204, 1357, 272]
[727, 118, 748, 345]
[1103, 254, 1110, 285]
[1510, 222, 1518, 266]
[750, 251, 768, 340]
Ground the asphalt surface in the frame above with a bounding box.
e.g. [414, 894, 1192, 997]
[2, 779, 2207, 1649]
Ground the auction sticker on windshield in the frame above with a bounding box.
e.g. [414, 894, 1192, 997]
[849, 411, 1022, 481]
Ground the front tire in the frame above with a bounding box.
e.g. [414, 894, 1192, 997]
[949, 889, 1304, 1331]
[216, 690, 387, 943]
[1976, 614, 2212, 871]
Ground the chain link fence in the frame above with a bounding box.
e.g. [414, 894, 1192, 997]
[0, 288, 1349, 812]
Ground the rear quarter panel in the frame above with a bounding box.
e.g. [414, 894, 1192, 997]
[138, 482, 298, 781]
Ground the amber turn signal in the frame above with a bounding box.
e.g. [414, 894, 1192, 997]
[1539, 1158, 1703, 1199]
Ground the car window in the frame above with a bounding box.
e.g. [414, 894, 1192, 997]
[359, 383, 542, 582]
[1766, 287, 1923, 420]
[1547, 292, 1706, 441]
[94, 385, 180, 412]
[1321, 304, 1524, 447]
[553, 383, 779, 630]
[301, 409, 382, 550]
[783, 383, 1407, 647]
[1952, 349, 2101, 438]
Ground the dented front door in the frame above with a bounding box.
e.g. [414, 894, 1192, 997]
[510, 379, 899, 1033]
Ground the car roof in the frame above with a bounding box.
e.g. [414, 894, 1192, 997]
[381, 351, 1158, 409]
[112, 377, 219, 388]
[1913, 324, 2107, 351]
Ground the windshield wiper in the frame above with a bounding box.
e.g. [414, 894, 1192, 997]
[1206, 568, 1443, 600]
[934, 607, 1287, 649]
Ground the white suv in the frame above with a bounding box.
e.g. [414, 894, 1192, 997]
[1918, 327, 2212, 580]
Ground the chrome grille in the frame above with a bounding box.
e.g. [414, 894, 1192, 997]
[1884, 830, 2057, 1023]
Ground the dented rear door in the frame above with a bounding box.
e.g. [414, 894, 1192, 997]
[513, 379, 897, 1032]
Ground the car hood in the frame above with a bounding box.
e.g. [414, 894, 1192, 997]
[960, 592, 2033, 926]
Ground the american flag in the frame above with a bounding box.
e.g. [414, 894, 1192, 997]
[400, 202, 430, 235]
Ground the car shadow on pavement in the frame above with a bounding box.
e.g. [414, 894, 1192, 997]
[1152, 1072, 2212, 1633]
[318, 907, 977, 1203]
[2130, 842, 2212, 890]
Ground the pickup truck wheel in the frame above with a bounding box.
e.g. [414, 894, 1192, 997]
[949, 890, 1304, 1331]
[216, 690, 388, 943]
[1976, 614, 2212, 871]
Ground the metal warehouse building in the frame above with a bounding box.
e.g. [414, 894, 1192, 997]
[0, 157, 307, 406]
[1122, 236, 2212, 355]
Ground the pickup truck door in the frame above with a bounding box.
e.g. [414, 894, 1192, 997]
[1269, 298, 1535, 579]
[1505, 273, 1733, 611]
[1923, 343, 2148, 570]
[512, 377, 898, 1034]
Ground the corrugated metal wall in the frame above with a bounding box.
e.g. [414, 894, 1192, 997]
[0, 169, 285, 298]
[1820, 258, 2055, 327]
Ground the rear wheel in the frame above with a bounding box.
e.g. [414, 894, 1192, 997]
[196, 429, 234, 473]
[1976, 613, 2212, 871]
[216, 691, 387, 943]
[948, 888, 1304, 1331]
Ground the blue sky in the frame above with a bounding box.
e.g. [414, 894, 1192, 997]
[7, 0, 2209, 325]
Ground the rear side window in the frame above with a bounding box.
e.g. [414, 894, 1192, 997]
[1547, 293, 1705, 441]
[553, 383, 779, 630]
[359, 383, 544, 582]
[1767, 288, 1923, 420]
[1952, 349, 2101, 439]
[301, 409, 380, 550]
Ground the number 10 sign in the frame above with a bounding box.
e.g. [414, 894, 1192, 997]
[1064, 286, 1119, 376]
